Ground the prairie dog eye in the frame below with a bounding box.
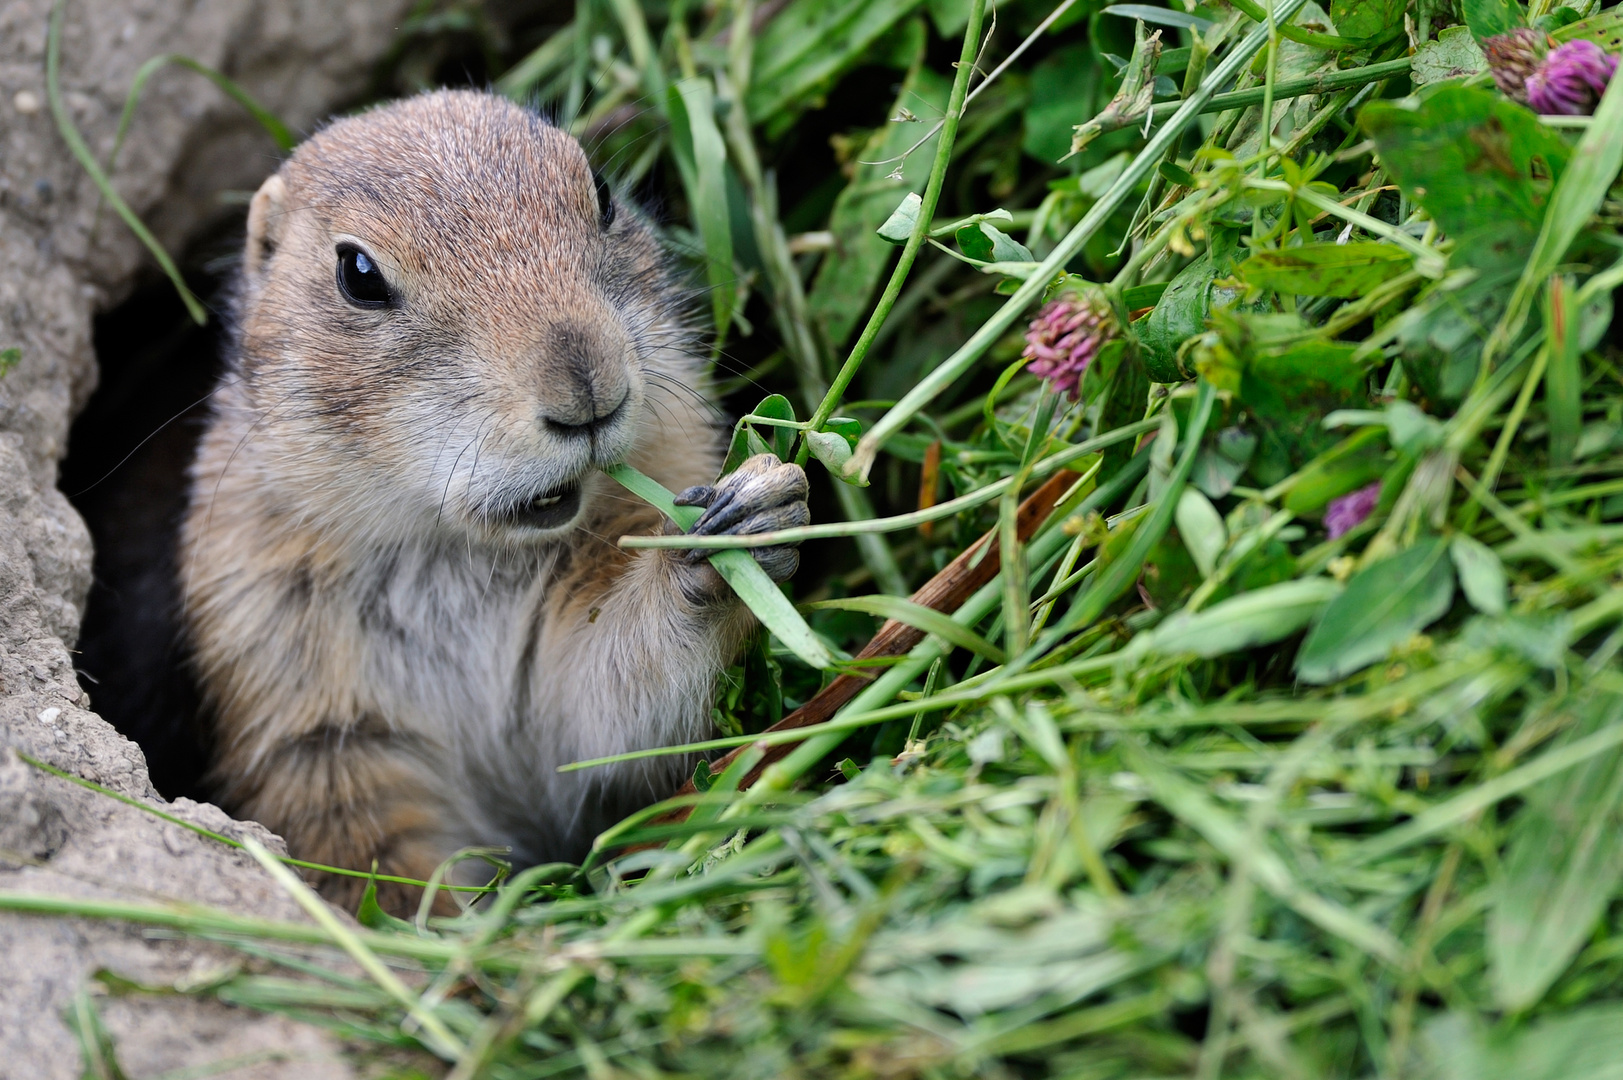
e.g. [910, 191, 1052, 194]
[336, 243, 392, 308]
[592, 170, 615, 230]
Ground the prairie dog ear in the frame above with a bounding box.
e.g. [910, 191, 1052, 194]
[244, 173, 287, 284]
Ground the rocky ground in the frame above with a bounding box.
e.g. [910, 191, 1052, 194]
[0, 2, 419, 1075]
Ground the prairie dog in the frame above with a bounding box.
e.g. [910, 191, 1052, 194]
[180, 90, 808, 909]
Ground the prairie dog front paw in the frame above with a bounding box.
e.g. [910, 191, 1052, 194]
[671, 454, 810, 591]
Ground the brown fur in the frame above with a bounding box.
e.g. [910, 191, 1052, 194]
[180, 91, 802, 912]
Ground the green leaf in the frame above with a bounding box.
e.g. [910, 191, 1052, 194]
[956, 222, 995, 262]
[1361, 86, 1570, 270]
[1139, 250, 1221, 382]
[723, 424, 776, 477]
[1238, 242, 1413, 298]
[824, 416, 862, 445]
[667, 77, 736, 346]
[1295, 539, 1456, 683]
[1553, 3, 1623, 52]
[1023, 43, 1104, 163]
[1490, 690, 1623, 1012]
[356, 880, 416, 933]
[1121, 281, 1170, 310]
[1463, 0, 1526, 42]
[748, 394, 798, 462]
[604, 464, 837, 671]
[1451, 534, 1508, 616]
[1411, 25, 1489, 85]
[0, 347, 18, 378]
[1423, 1004, 1623, 1080]
[1173, 488, 1226, 578]
[876, 192, 924, 245]
[1102, 4, 1216, 31]
[1330, 0, 1404, 42]
[982, 223, 1034, 263]
[1135, 577, 1345, 658]
[1282, 426, 1389, 517]
[806, 430, 855, 476]
[1158, 160, 1197, 188]
[926, 0, 975, 35]
[811, 595, 1006, 663]
[1538, 5, 1584, 32]
[690, 759, 715, 794]
[1239, 338, 1367, 479]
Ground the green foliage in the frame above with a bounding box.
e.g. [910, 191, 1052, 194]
[1238, 241, 1413, 297]
[1362, 86, 1570, 267]
[606, 463, 838, 670]
[1296, 538, 1456, 683]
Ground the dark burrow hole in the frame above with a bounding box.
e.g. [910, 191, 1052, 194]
[62, 267, 229, 800]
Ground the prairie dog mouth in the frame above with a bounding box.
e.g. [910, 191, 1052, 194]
[500, 480, 583, 531]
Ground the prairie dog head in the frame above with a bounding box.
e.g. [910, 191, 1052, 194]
[232, 90, 686, 545]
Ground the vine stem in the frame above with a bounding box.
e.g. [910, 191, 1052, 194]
[802, 0, 989, 438]
[851, 0, 1312, 480]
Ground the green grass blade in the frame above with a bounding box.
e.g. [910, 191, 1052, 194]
[746, 0, 926, 123]
[1028, 381, 1215, 658]
[1545, 275, 1583, 468]
[603, 463, 837, 670]
[1350, 717, 1623, 866]
[811, 595, 1006, 663]
[1490, 690, 1623, 1012]
[668, 77, 736, 346]
[1124, 744, 1405, 964]
[240, 838, 467, 1060]
[47, 1, 206, 324]
[107, 53, 296, 177]
[495, 23, 577, 99]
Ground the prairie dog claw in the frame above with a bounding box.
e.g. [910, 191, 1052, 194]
[673, 454, 809, 585]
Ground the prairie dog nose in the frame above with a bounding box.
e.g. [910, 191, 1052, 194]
[538, 324, 631, 433]
[541, 379, 628, 432]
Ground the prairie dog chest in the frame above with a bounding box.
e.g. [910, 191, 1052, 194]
[347, 541, 555, 744]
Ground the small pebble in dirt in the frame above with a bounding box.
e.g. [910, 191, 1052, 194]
[13, 90, 40, 114]
[37, 707, 60, 725]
